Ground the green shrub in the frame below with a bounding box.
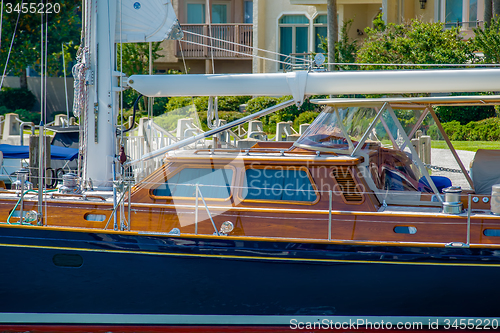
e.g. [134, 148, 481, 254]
[191, 96, 251, 113]
[0, 105, 12, 115]
[245, 96, 279, 113]
[293, 111, 319, 130]
[197, 111, 250, 132]
[441, 118, 500, 141]
[0, 88, 36, 111]
[218, 96, 251, 111]
[426, 123, 440, 140]
[164, 97, 193, 112]
[434, 93, 496, 125]
[152, 97, 169, 116]
[16, 109, 41, 124]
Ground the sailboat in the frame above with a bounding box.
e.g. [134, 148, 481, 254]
[1, 0, 500, 331]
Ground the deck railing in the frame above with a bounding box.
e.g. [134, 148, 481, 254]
[176, 24, 253, 59]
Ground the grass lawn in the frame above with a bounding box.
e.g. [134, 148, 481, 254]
[431, 140, 500, 152]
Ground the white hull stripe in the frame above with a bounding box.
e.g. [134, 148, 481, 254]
[0, 313, 499, 325]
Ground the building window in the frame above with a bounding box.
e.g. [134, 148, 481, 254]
[278, 14, 309, 69]
[442, 0, 478, 29]
[212, 3, 229, 24]
[187, 3, 205, 24]
[244, 0, 253, 24]
[152, 167, 234, 199]
[313, 15, 327, 53]
[186, 2, 231, 24]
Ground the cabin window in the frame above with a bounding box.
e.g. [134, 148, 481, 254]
[153, 167, 233, 199]
[242, 167, 317, 202]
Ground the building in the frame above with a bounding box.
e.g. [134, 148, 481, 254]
[384, 0, 483, 39]
[156, 0, 485, 74]
[155, 0, 254, 74]
[252, 0, 382, 73]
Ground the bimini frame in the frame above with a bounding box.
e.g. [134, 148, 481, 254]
[311, 95, 500, 205]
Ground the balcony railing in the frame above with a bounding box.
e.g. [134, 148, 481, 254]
[176, 24, 253, 59]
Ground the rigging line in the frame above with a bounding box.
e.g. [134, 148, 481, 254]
[183, 30, 312, 64]
[119, 0, 124, 161]
[44, 5, 49, 223]
[0, 0, 4, 51]
[323, 62, 500, 67]
[178, 40, 188, 74]
[0, 0, 22, 90]
[205, 0, 215, 74]
[179, 39, 293, 66]
[44, 8, 48, 125]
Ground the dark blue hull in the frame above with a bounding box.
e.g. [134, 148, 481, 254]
[1, 225, 500, 325]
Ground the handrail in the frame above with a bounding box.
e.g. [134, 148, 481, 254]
[19, 122, 35, 146]
[126, 99, 295, 166]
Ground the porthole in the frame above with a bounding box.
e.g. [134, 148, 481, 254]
[53, 254, 83, 268]
[84, 213, 106, 222]
[484, 229, 500, 237]
[394, 226, 417, 234]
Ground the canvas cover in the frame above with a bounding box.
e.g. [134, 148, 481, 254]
[471, 149, 500, 195]
[0, 144, 78, 160]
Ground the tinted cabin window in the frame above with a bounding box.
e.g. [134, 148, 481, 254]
[153, 168, 233, 199]
[242, 168, 317, 202]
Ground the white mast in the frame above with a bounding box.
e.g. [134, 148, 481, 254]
[85, 0, 118, 188]
[82, 0, 182, 188]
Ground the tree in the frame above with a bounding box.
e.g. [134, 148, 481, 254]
[116, 42, 162, 76]
[474, 17, 500, 63]
[319, 19, 358, 70]
[484, 0, 500, 24]
[116, 42, 164, 111]
[327, 0, 338, 71]
[356, 19, 475, 70]
[0, 1, 82, 88]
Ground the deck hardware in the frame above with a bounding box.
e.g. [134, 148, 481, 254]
[244, 149, 250, 156]
[167, 228, 181, 236]
[104, 187, 130, 230]
[472, 196, 479, 203]
[328, 190, 332, 241]
[13, 169, 31, 223]
[195, 184, 199, 235]
[445, 242, 468, 248]
[59, 173, 80, 194]
[280, 150, 285, 156]
[127, 178, 133, 231]
[24, 211, 38, 223]
[442, 186, 463, 214]
[316, 151, 320, 157]
[210, 148, 214, 155]
[220, 221, 234, 235]
[466, 194, 471, 246]
[483, 197, 489, 203]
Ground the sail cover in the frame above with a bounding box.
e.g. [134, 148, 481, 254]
[0, 145, 78, 160]
[115, 0, 183, 43]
